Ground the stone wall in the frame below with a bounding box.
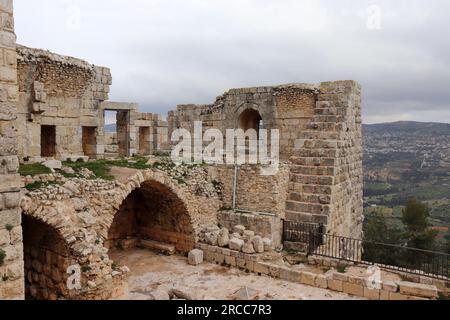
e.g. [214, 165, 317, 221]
[0, 0, 24, 300]
[168, 84, 317, 161]
[211, 164, 290, 216]
[218, 211, 283, 249]
[14, 45, 169, 162]
[22, 215, 74, 300]
[197, 244, 445, 300]
[287, 81, 363, 238]
[15, 45, 112, 161]
[207, 164, 289, 248]
[168, 82, 364, 239]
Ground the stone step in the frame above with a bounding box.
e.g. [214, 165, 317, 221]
[288, 192, 331, 205]
[286, 200, 331, 215]
[285, 210, 329, 225]
[295, 139, 339, 150]
[291, 148, 339, 158]
[297, 131, 341, 140]
[290, 156, 336, 167]
[314, 107, 347, 116]
[310, 115, 344, 123]
[290, 174, 334, 186]
[139, 240, 176, 255]
[288, 183, 332, 196]
[289, 165, 336, 176]
[306, 122, 344, 131]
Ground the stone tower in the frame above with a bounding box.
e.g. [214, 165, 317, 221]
[0, 0, 24, 300]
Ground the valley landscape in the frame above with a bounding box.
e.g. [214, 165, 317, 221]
[363, 121, 450, 246]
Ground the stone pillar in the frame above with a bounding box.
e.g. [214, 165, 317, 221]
[0, 0, 25, 300]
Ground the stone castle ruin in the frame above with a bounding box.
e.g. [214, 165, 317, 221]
[2, 0, 445, 301]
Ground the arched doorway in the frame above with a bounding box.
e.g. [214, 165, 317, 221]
[239, 108, 263, 132]
[22, 215, 72, 300]
[107, 180, 195, 253]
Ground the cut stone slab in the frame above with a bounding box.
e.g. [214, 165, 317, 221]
[233, 287, 259, 300]
[140, 240, 175, 255]
[205, 232, 219, 246]
[234, 225, 246, 236]
[172, 286, 199, 300]
[149, 290, 171, 300]
[120, 238, 138, 250]
[243, 230, 255, 241]
[243, 241, 256, 254]
[229, 238, 245, 251]
[129, 292, 155, 300]
[42, 160, 62, 170]
[252, 236, 265, 253]
[262, 238, 273, 251]
[398, 281, 438, 299]
[218, 228, 230, 247]
[188, 249, 204, 266]
[231, 232, 242, 240]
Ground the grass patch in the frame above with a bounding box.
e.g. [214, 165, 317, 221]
[438, 292, 450, 300]
[62, 156, 154, 180]
[0, 249, 5, 266]
[19, 163, 52, 177]
[25, 181, 60, 191]
[337, 264, 347, 273]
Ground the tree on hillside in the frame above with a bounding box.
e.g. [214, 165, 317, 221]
[402, 198, 438, 251]
[363, 214, 403, 266]
[402, 198, 430, 233]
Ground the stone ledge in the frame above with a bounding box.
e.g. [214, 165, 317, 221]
[197, 245, 441, 300]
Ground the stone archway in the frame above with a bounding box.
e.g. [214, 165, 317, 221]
[107, 179, 196, 253]
[239, 108, 263, 132]
[22, 215, 72, 300]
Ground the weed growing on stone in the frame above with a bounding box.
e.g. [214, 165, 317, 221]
[19, 163, 52, 176]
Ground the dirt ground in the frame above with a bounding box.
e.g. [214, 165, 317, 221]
[110, 249, 364, 300]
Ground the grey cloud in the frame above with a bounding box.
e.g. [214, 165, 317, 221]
[13, 0, 450, 123]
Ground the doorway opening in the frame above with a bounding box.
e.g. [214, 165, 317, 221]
[82, 127, 97, 159]
[40, 125, 56, 158]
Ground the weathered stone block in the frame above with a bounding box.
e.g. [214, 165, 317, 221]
[343, 282, 364, 297]
[253, 262, 270, 275]
[229, 238, 244, 252]
[301, 272, 317, 286]
[397, 281, 438, 299]
[382, 280, 398, 293]
[364, 288, 380, 300]
[328, 279, 344, 292]
[315, 275, 328, 289]
[187, 249, 203, 266]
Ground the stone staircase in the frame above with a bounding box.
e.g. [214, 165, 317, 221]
[284, 102, 343, 231]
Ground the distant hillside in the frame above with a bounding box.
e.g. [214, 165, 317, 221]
[363, 121, 450, 168]
[363, 121, 450, 241]
[363, 121, 450, 136]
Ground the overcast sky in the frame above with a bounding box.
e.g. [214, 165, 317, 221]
[14, 0, 450, 124]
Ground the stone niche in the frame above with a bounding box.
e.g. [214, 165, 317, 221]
[22, 215, 74, 300]
[107, 180, 195, 253]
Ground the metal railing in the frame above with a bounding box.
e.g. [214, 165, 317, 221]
[283, 220, 450, 280]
